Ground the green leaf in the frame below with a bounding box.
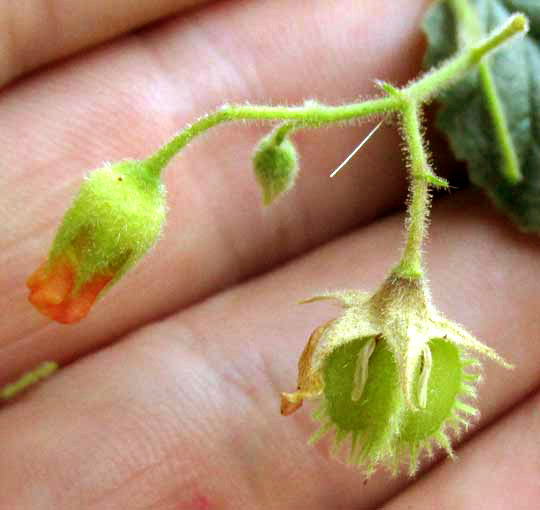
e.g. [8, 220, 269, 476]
[423, 0, 540, 231]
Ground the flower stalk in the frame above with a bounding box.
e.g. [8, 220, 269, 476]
[448, 0, 523, 184]
[392, 100, 434, 281]
[275, 11, 525, 475]
[143, 13, 527, 178]
[23, 9, 526, 326]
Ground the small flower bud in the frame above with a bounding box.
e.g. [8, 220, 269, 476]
[253, 129, 299, 205]
[27, 160, 166, 323]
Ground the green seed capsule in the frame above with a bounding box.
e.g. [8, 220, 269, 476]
[396, 338, 479, 473]
[319, 336, 404, 472]
[314, 336, 480, 475]
[281, 276, 508, 477]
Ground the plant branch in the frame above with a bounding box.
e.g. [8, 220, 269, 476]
[144, 98, 399, 175]
[406, 13, 527, 102]
[143, 12, 527, 179]
[392, 100, 431, 280]
[448, 0, 523, 183]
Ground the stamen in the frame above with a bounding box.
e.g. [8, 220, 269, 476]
[417, 345, 433, 408]
[351, 338, 376, 401]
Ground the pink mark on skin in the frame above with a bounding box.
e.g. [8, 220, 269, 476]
[192, 495, 211, 510]
[178, 494, 212, 510]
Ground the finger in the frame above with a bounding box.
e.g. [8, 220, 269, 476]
[0, 0, 211, 87]
[1, 191, 539, 509]
[381, 389, 540, 510]
[1, 0, 432, 375]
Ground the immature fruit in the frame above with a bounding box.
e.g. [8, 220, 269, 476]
[394, 338, 480, 474]
[318, 336, 404, 473]
[281, 276, 509, 476]
[311, 336, 481, 475]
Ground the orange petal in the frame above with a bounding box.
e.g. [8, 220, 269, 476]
[57, 275, 111, 324]
[27, 258, 111, 324]
[28, 265, 73, 306]
[28, 259, 74, 311]
[280, 392, 304, 416]
[26, 262, 47, 287]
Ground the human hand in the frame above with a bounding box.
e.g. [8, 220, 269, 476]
[1, 1, 539, 508]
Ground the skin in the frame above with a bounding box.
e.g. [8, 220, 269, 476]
[0, 1, 539, 508]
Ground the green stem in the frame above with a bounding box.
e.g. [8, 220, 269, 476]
[143, 12, 527, 178]
[273, 122, 296, 145]
[448, 0, 523, 183]
[477, 62, 521, 183]
[144, 98, 399, 176]
[0, 361, 58, 401]
[392, 101, 431, 280]
[407, 13, 526, 102]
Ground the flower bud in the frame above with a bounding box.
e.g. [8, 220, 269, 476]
[27, 160, 166, 323]
[253, 130, 299, 205]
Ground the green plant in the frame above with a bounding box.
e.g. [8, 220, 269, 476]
[4, 0, 535, 477]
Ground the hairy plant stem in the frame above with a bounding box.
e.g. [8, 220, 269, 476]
[141, 13, 527, 282]
[392, 100, 431, 280]
[143, 97, 399, 174]
[145, 13, 526, 179]
[448, 0, 522, 183]
[273, 122, 297, 145]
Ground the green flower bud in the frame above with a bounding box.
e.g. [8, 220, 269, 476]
[253, 129, 299, 205]
[27, 160, 166, 323]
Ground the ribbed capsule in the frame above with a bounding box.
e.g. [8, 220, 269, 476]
[281, 275, 510, 476]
